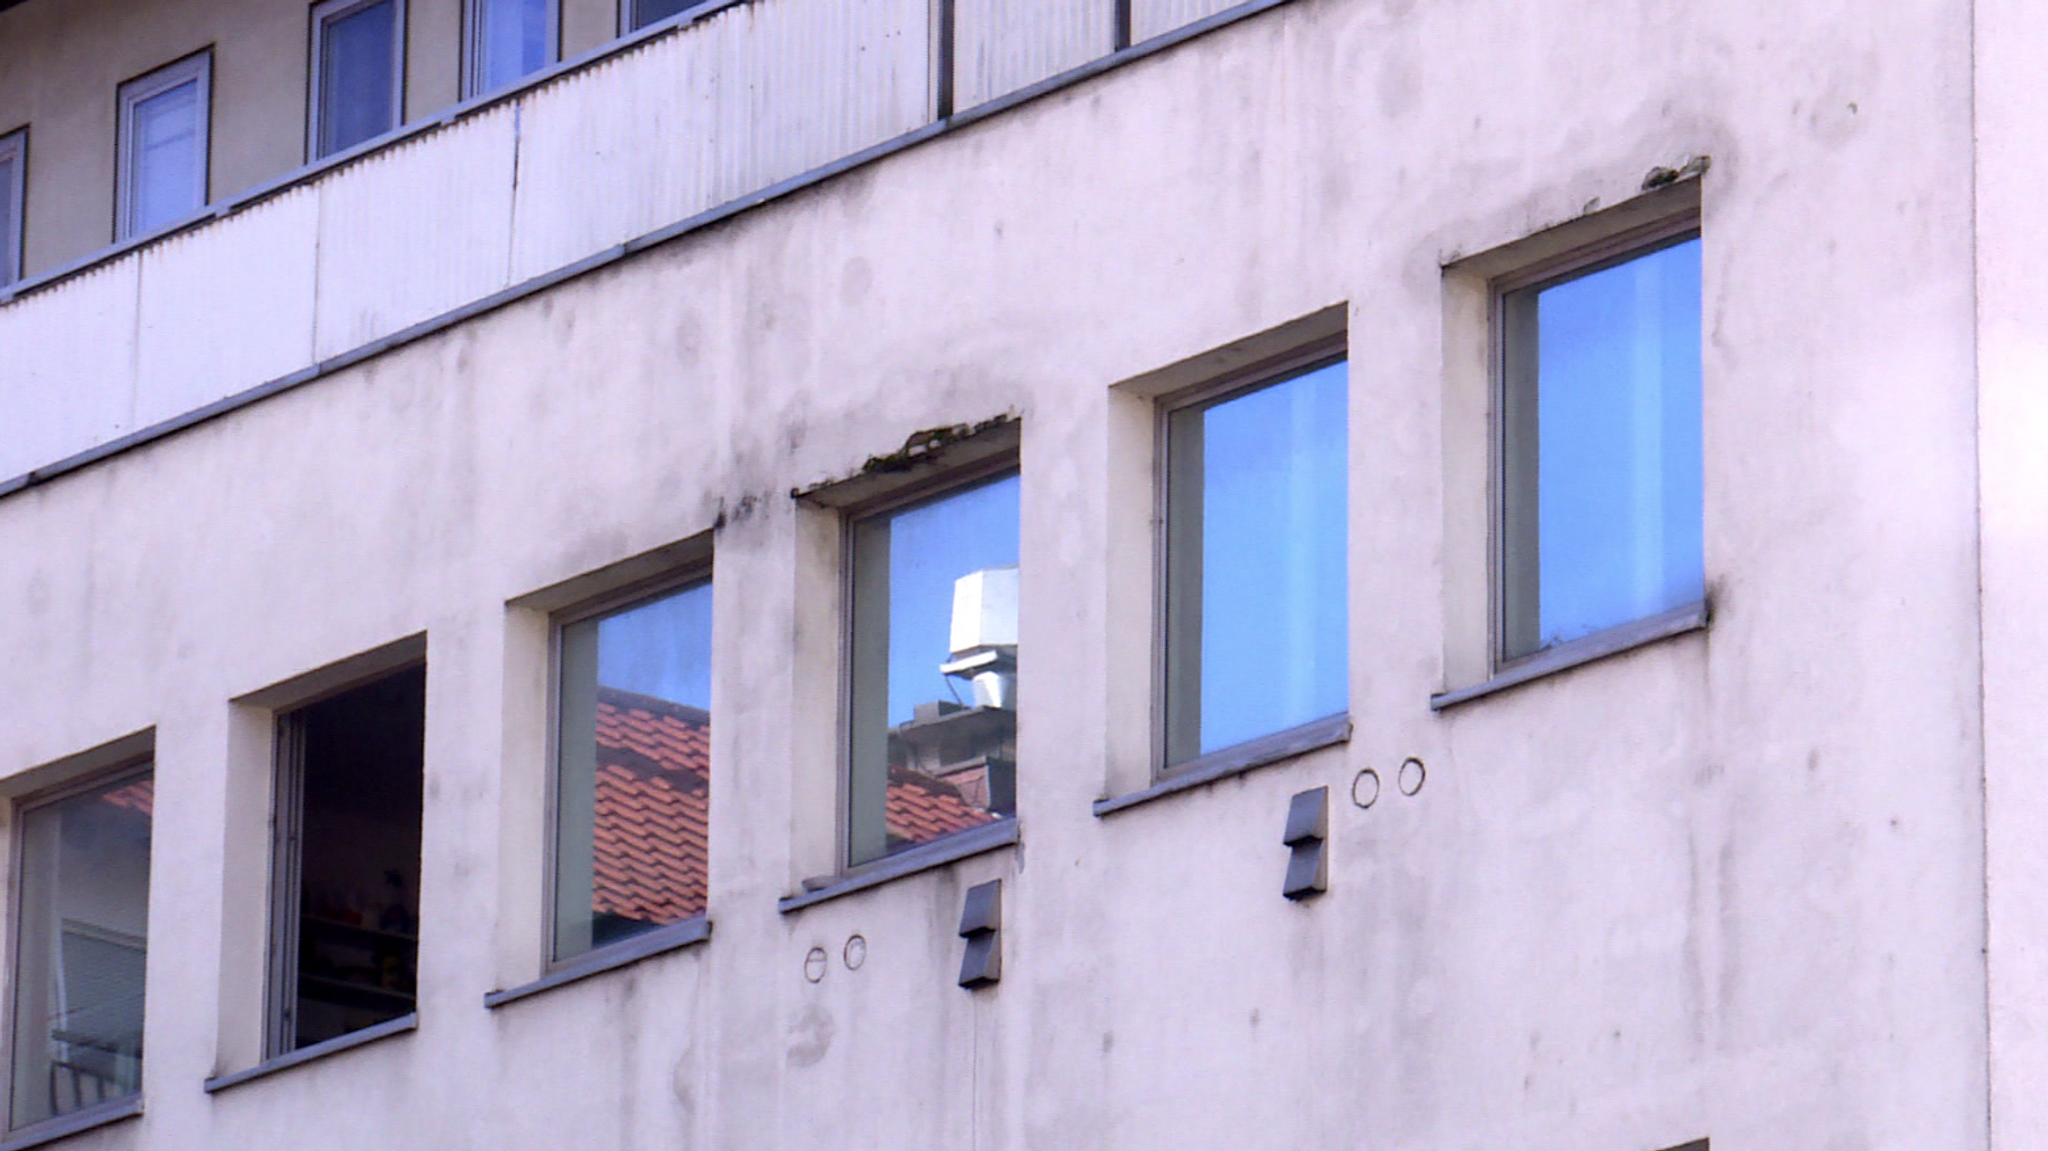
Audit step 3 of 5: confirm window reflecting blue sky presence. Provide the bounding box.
[883,474,1020,726]
[1194,360,1348,755]
[596,580,714,709]
[1535,237,1703,647]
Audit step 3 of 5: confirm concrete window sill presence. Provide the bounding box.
[1429,600,1709,711]
[778,819,1019,913]
[1093,713,1352,818]
[485,917,712,1008]
[203,1013,418,1094]
[0,1097,142,1151]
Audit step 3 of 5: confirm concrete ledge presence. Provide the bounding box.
[0,1097,141,1151]
[1093,714,1352,818]
[1429,600,1710,711]
[485,917,712,1008]
[779,819,1019,913]
[203,1013,418,1093]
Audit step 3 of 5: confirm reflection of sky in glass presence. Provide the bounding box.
[885,474,1020,726]
[595,580,713,709]
[1198,361,1348,754]
[1536,237,1703,647]
[131,80,200,234]
[476,0,549,91]
[1,153,17,282]
[320,0,397,156]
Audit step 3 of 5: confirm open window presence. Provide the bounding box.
[7,758,152,1135]
[268,664,424,1054]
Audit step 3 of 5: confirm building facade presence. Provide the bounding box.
[1,0,2045,1147]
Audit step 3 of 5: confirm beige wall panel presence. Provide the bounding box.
[134,187,319,428]
[408,0,463,119]
[1131,0,1236,44]
[0,0,307,277]
[313,107,518,359]
[559,0,618,58]
[952,0,1109,108]
[0,259,138,479]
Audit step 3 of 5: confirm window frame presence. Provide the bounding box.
[542,563,714,975]
[5,754,154,1136]
[0,127,24,288]
[1152,336,1350,779]
[113,51,211,243]
[307,0,408,163]
[1488,212,1704,674]
[462,0,559,100]
[838,451,1021,874]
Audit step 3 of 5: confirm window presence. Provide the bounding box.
[551,574,711,964]
[115,54,209,241]
[310,0,404,160]
[846,469,1019,867]
[1497,228,1702,663]
[1160,350,1348,768]
[268,665,424,1054]
[465,0,554,97]
[9,762,152,1132]
[0,128,24,287]
[621,0,703,33]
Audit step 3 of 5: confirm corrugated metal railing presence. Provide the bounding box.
[0,0,1253,488]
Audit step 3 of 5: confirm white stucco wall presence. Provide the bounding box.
[0,0,1997,1148]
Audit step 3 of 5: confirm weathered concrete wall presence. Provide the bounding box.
[0,0,1991,1149]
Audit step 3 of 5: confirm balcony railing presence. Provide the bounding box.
[0,0,1274,490]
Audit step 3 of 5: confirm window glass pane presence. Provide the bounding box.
[629,0,691,30]
[1517,236,1703,655]
[0,150,17,286]
[553,579,712,962]
[318,0,398,158]
[475,0,549,92]
[848,473,1019,866]
[128,80,201,235]
[1165,360,1349,762]
[9,771,152,1129]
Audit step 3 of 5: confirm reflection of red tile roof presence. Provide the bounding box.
[101,778,154,816]
[885,768,998,848]
[593,689,709,923]
[590,690,1001,918]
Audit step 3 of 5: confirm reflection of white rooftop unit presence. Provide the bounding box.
[940,566,1018,710]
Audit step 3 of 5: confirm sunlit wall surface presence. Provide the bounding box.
[8,770,152,1131]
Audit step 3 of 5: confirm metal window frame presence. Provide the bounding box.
[1490,213,1702,671]
[542,563,713,972]
[462,0,560,100]
[262,657,426,1059]
[307,0,408,162]
[1152,337,1348,776]
[838,453,1020,872]
[5,755,154,1134]
[113,51,211,242]
[0,128,24,288]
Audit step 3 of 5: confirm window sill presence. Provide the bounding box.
[203,1013,418,1094]
[1092,713,1352,818]
[484,917,712,1009]
[778,818,1019,913]
[1429,600,1710,711]
[0,1097,142,1151]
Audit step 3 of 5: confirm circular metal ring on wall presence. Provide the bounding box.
[803,946,829,983]
[1351,768,1380,809]
[843,935,867,971]
[1398,757,1426,796]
